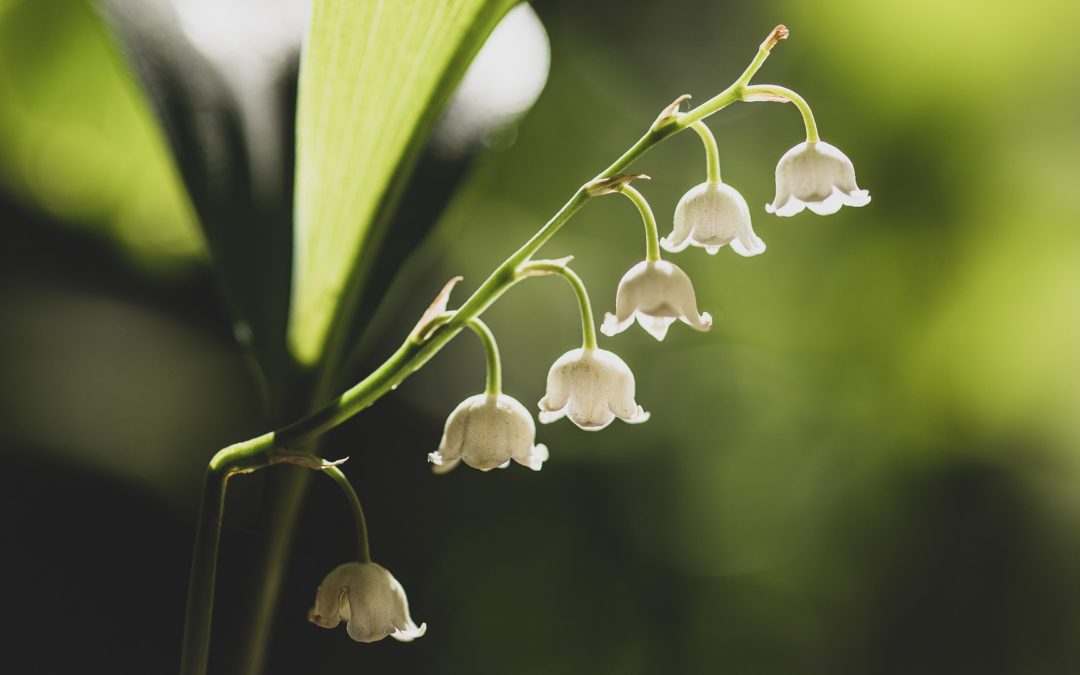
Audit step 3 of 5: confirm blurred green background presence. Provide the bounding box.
[3,0,1080,673]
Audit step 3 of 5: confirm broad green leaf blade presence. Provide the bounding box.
[289,0,518,365]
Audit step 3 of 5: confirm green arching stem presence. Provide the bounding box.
[520,262,597,350]
[465,317,501,396]
[618,185,662,262]
[742,84,820,143]
[676,27,780,130]
[180,442,321,675]
[689,121,722,183]
[182,28,788,675]
[321,465,371,563]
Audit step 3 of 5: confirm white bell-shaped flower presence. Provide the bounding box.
[428,393,549,473]
[308,562,426,643]
[662,181,765,256]
[538,347,649,430]
[766,140,870,216]
[601,260,712,341]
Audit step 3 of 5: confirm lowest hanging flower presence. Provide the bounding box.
[601,260,712,341]
[309,562,426,643]
[428,393,549,473]
[766,140,870,216]
[538,347,649,430]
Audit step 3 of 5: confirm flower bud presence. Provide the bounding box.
[766,140,870,216]
[601,260,712,341]
[539,348,649,430]
[308,562,426,643]
[428,393,549,473]
[663,181,765,256]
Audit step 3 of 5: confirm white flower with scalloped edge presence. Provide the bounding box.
[662,181,765,256]
[538,347,649,430]
[428,393,549,473]
[766,140,870,217]
[601,260,712,341]
[308,562,426,643]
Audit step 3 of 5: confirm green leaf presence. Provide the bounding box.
[289,0,518,366]
[0,0,203,272]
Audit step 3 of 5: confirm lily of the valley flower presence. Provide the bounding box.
[766,140,870,216]
[309,562,426,643]
[601,260,712,341]
[663,181,765,256]
[428,393,549,473]
[538,347,649,430]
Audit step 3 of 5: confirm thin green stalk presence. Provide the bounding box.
[322,465,370,562]
[520,262,597,350]
[689,121,722,183]
[618,185,661,262]
[184,27,787,675]
[464,317,501,396]
[742,84,819,142]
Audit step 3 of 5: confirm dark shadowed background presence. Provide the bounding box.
[3,0,1080,673]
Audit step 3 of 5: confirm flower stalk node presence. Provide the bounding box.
[651,93,692,131]
[409,276,464,342]
[516,256,575,278]
[585,173,650,196]
[271,452,349,471]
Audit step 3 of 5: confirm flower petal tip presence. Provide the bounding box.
[392,622,427,642]
[660,236,688,253]
[537,407,565,425]
[600,312,627,337]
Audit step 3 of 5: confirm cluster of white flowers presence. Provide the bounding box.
[421,136,869,472]
[309,28,870,645]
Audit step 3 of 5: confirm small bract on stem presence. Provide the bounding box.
[181,23,870,675]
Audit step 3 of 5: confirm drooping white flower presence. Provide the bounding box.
[766,140,870,217]
[601,260,712,341]
[662,181,765,256]
[428,393,549,473]
[308,562,426,643]
[538,347,649,430]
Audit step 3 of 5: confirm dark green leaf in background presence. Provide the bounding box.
[94,0,301,408]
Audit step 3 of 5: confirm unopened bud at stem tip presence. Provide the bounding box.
[762,24,789,51]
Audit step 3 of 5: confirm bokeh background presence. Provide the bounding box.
[3,0,1080,673]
